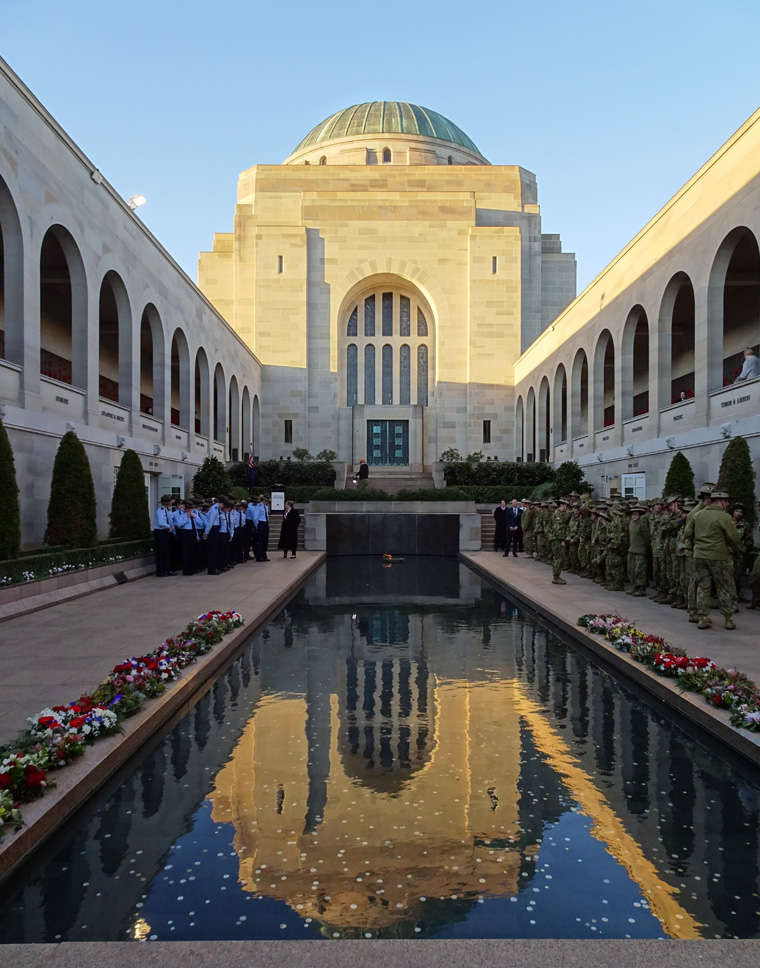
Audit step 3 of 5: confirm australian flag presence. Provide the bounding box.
[247,452,256,490]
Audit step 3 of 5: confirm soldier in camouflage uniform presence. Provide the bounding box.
[683,484,717,623]
[672,499,696,609]
[533,504,547,561]
[692,489,741,629]
[577,504,593,578]
[626,505,650,596]
[731,503,754,604]
[591,506,608,583]
[648,499,665,597]
[655,495,682,604]
[566,504,582,574]
[604,506,628,592]
[549,499,570,585]
[521,501,535,559]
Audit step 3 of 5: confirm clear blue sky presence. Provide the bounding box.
[5,0,760,291]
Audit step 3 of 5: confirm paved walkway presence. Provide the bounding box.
[0,554,325,747]
[462,551,760,684]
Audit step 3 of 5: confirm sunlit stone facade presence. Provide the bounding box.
[199,102,576,471]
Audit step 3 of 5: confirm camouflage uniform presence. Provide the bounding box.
[522,504,535,559]
[534,507,547,561]
[591,511,607,583]
[577,509,593,577]
[626,512,650,596]
[693,499,741,629]
[604,510,628,591]
[733,517,754,599]
[673,510,692,609]
[657,505,682,603]
[566,510,581,574]
[649,508,665,595]
[549,504,570,584]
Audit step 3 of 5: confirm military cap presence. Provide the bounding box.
[664,494,682,505]
[711,489,730,500]
[160,494,173,505]
[732,501,745,511]
[651,497,664,506]
[698,482,717,496]
[596,509,610,521]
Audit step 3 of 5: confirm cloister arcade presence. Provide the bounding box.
[0,184,261,465]
[515,224,760,465]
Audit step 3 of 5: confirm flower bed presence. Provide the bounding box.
[578,613,760,732]
[0,609,243,841]
[0,539,154,587]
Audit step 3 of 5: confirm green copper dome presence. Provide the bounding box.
[294,102,482,155]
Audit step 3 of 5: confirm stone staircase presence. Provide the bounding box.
[478,506,496,550]
[265,514,306,551]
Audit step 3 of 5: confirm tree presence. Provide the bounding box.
[46,430,98,547]
[292,447,312,462]
[663,451,695,500]
[551,460,591,498]
[109,449,150,540]
[718,435,757,529]
[0,417,21,559]
[315,449,337,462]
[192,456,231,497]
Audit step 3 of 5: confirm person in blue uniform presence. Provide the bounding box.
[154,495,176,577]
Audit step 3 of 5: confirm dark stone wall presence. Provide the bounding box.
[325,514,459,556]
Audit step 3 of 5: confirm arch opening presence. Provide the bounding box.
[721,229,760,385]
[39,227,86,387]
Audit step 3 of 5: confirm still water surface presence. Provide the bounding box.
[1,557,759,942]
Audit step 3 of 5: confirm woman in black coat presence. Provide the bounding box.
[278,501,301,558]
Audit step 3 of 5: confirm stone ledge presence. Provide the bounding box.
[462,554,760,770]
[0,556,155,622]
[0,553,326,887]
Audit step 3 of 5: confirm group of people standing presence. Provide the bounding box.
[153,494,301,577]
[495,485,759,631]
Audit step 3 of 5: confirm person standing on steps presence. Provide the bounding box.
[278,500,301,559]
[356,458,370,489]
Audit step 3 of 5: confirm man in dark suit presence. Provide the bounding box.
[503,499,523,558]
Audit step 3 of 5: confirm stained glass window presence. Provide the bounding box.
[382,344,393,404]
[417,308,428,336]
[400,295,410,336]
[382,292,393,336]
[400,344,410,405]
[347,344,358,406]
[364,295,375,337]
[347,306,358,337]
[364,344,375,404]
[417,345,428,406]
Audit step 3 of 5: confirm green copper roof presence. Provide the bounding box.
[294,102,482,154]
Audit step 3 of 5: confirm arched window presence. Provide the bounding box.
[364,344,375,404]
[400,344,411,404]
[341,285,433,408]
[319,156,327,165]
[382,344,393,404]
[382,148,391,164]
[447,156,453,165]
[347,344,358,406]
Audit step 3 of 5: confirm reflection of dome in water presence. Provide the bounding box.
[338,653,437,793]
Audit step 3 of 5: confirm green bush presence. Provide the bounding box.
[394,487,472,501]
[663,451,695,501]
[551,460,592,498]
[109,449,150,540]
[530,481,555,502]
[0,538,153,586]
[46,431,98,547]
[229,485,251,502]
[0,417,20,559]
[443,460,554,488]
[229,458,336,490]
[718,435,757,528]
[193,456,231,497]
[310,487,390,501]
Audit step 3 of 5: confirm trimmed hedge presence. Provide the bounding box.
[443,460,555,487]
[230,459,336,490]
[394,487,472,501]
[110,449,151,540]
[46,431,97,547]
[0,417,20,559]
[310,487,390,501]
[0,539,154,586]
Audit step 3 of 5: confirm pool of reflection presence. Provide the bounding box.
[2,557,760,942]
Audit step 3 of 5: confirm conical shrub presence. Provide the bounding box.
[0,417,21,559]
[718,435,757,529]
[663,451,695,500]
[46,430,98,547]
[109,449,150,540]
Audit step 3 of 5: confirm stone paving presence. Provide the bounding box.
[0,554,324,747]
[462,551,760,685]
